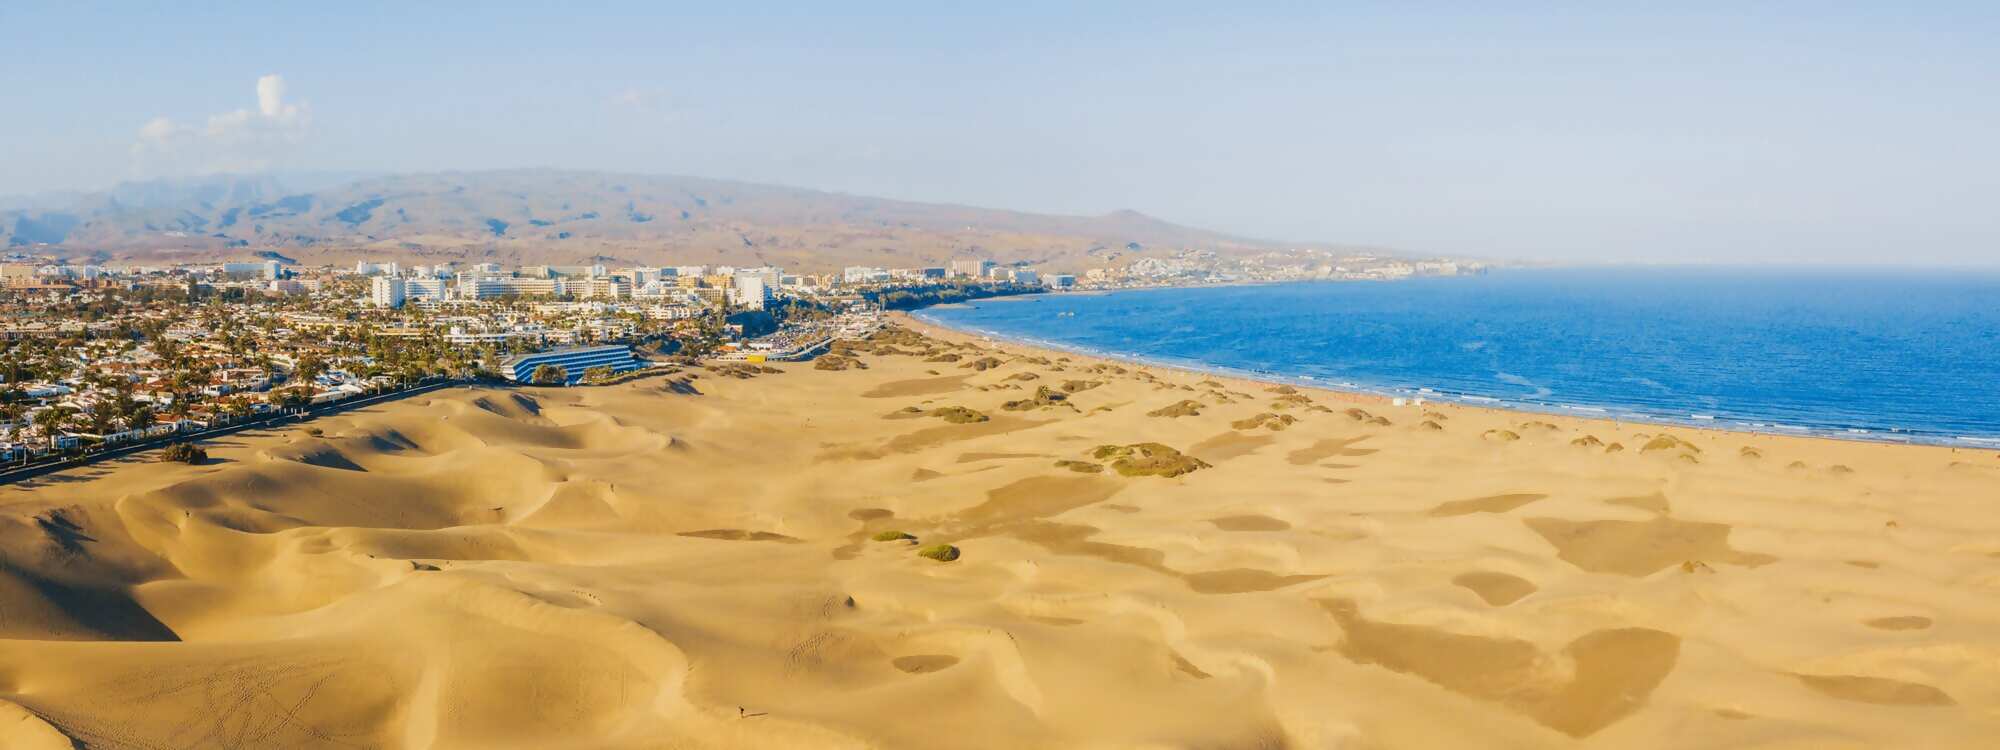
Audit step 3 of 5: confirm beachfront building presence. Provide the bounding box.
[1047,274,1076,289]
[499,345,642,385]
[951,259,994,278]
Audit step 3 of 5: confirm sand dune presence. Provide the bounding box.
[2,320,1997,748]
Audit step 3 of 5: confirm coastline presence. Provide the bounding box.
[6,318,1998,746]
[896,311,1988,459]
[901,290,1999,450]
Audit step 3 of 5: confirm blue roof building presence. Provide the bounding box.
[499,345,641,385]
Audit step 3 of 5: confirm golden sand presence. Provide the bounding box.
[1,320,1996,748]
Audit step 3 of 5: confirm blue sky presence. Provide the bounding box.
[2,2,1996,265]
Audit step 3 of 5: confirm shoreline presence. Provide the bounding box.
[7,316,1999,746]
[895,311,1989,457]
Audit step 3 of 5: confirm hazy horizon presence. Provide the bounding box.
[3,3,1996,265]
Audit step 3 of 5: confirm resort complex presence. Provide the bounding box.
[500,345,644,385]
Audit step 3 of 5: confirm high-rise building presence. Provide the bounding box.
[732,273,769,310]
[562,278,630,299]
[458,277,558,299]
[951,259,994,278]
[371,277,407,308]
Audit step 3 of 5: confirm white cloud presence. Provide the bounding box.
[131,74,311,178]
[256,74,289,118]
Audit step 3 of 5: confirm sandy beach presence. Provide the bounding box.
[3,322,1997,749]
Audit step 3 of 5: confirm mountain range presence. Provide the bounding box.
[1,170,1366,271]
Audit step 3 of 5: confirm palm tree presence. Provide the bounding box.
[529,364,568,386]
[33,405,74,452]
[294,353,327,385]
[86,405,115,437]
[0,401,25,445]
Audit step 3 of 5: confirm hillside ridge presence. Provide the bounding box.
[2,169,1373,271]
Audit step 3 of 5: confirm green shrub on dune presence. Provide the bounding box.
[1059,380,1103,393]
[1090,443,1211,478]
[872,530,916,542]
[160,442,208,464]
[928,406,990,424]
[1003,385,1072,411]
[1231,412,1298,431]
[1642,434,1701,454]
[1147,400,1204,418]
[919,544,961,562]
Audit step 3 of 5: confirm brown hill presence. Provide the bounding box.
[3,169,1328,271]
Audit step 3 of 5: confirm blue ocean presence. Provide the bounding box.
[916,268,2000,446]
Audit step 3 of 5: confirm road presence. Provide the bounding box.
[0,380,460,487]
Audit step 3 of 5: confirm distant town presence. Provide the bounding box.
[0,247,1481,468]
